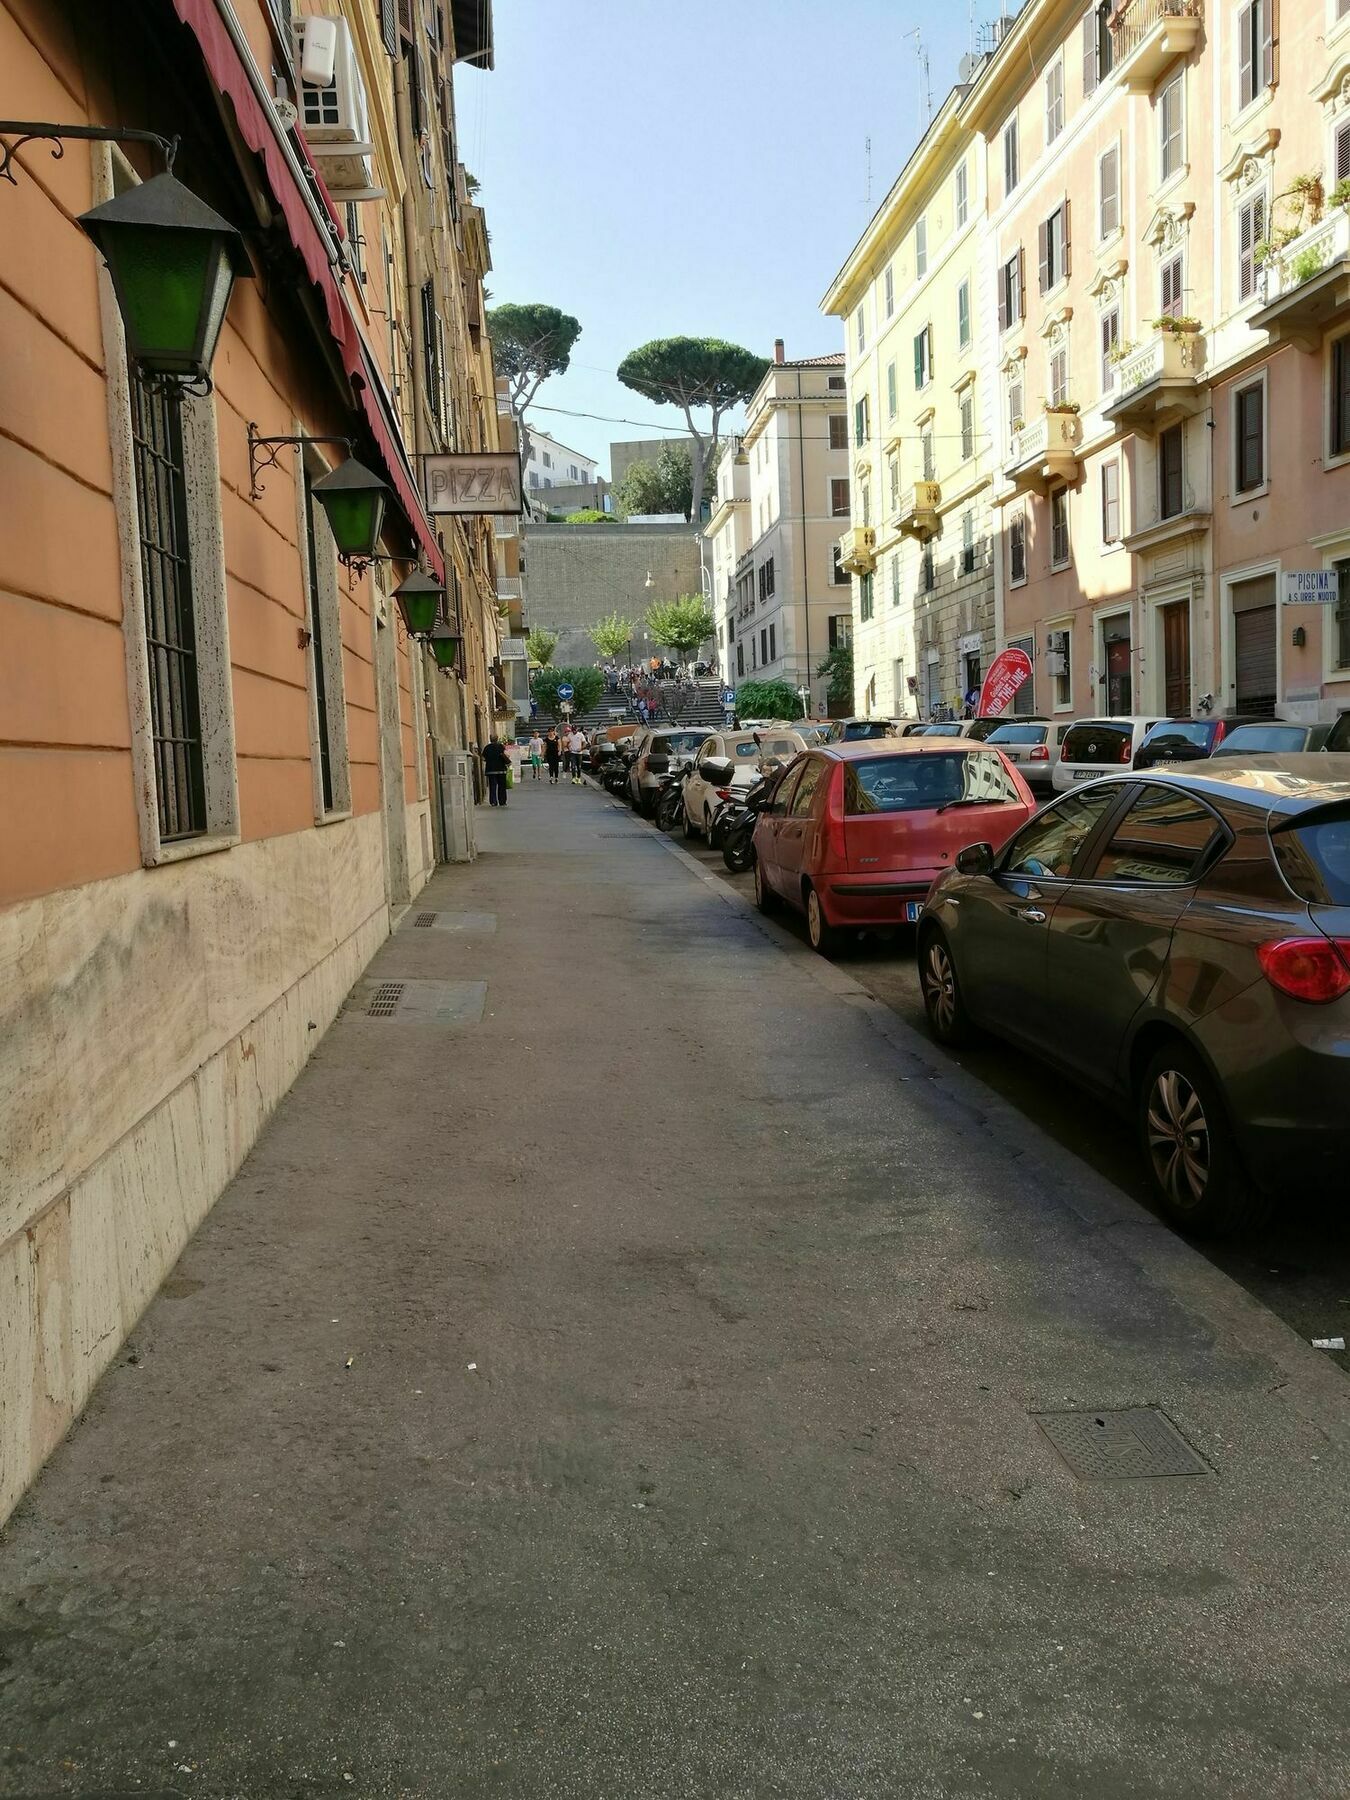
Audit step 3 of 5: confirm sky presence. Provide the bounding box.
[457,0,997,479]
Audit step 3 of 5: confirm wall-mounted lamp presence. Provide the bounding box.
[1292,625,1308,649]
[311,457,391,576]
[247,425,353,501]
[429,622,463,673]
[393,570,444,639]
[1,122,253,392]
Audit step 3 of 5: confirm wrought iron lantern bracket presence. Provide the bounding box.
[0,120,179,185]
[247,425,354,501]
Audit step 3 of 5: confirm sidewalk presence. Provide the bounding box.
[2,777,1348,1799]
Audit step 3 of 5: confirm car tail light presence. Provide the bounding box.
[715,786,732,800]
[1257,937,1350,1003]
[1030,745,1049,761]
[1212,721,1228,745]
[1120,738,1133,763]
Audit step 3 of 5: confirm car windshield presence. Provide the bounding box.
[1061,722,1132,763]
[964,718,1010,741]
[985,724,1046,745]
[840,721,894,740]
[1215,725,1310,753]
[1272,804,1350,904]
[843,752,1017,813]
[657,733,704,754]
[1142,722,1213,750]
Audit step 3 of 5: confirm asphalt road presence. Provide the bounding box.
[661,804,1350,1375]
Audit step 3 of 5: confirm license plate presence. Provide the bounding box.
[904,900,923,923]
[1073,768,1097,780]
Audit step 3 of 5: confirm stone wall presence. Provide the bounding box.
[524,523,706,667]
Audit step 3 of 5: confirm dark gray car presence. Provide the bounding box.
[916,757,1350,1233]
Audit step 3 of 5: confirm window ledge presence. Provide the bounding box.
[147,831,239,868]
[316,808,354,828]
[1231,483,1270,505]
[1151,165,1191,206]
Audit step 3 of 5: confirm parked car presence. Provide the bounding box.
[983,720,1073,794]
[626,727,707,815]
[751,741,1035,953]
[964,714,1049,742]
[1051,715,1166,792]
[681,728,809,838]
[1329,711,1350,752]
[916,756,1350,1232]
[1212,721,1334,756]
[825,717,904,742]
[1133,717,1264,770]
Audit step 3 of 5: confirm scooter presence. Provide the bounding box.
[653,765,692,833]
[719,766,782,873]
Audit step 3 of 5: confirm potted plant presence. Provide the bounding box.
[1332,177,1350,212]
[1149,314,1202,334]
[1044,400,1081,414]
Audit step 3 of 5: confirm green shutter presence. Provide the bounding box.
[913,334,923,387]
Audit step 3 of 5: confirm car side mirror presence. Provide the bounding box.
[956,841,995,876]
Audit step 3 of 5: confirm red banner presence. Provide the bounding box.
[977,647,1034,717]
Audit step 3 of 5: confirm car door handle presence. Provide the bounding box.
[1018,907,1047,923]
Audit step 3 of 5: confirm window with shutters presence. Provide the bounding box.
[1050,488,1070,568]
[1238,190,1266,302]
[886,359,898,419]
[1083,1,1113,93]
[420,283,446,441]
[379,0,399,54]
[890,551,902,607]
[921,424,935,480]
[1003,117,1020,196]
[1049,341,1069,408]
[856,304,866,353]
[960,387,975,462]
[884,264,895,317]
[1101,457,1121,542]
[1046,59,1065,144]
[301,463,351,818]
[1101,306,1120,392]
[1009,510,1027,585]
[1099,144,1120,238]
[915,215,928,280]
[958,279,971,349]
[914,325,933,389]
[854,395,869,448]
[829,413,848,450]
[1008,375,1025,441]
[1330,334,1350,458]
[1083,7,1098,96]
[961,510,976,575]
[955,162,969,229]
[1039,202,1070,292]
[920,543,935,593]
[832,545,851,584]
[345,203,366,285]
[1159,423,1185,518]
[860,481,872,526]
[1159,77,1184,182]
[1334,119,1350,198]
[1234,378,1266,493]
[860,572,874,622]
[1160,252,1184,317]
[1238,0,1276,110]
[888,452,900,515]
[999,250,1024,331]
[831,476,851,517]
[1334,560,1350,669]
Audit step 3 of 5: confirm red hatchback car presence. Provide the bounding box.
[751,740,1036,952]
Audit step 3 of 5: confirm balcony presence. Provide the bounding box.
[1109,0,1202,92]
[837,525,878,576]
[896,481,942,541]
[1251,208,1350,351]
[1004,408,1082,496]
[1104,327,1208,436]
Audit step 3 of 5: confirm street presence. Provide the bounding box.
[3,779,1349,1800]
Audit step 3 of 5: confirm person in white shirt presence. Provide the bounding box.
[527,732,544,779]
[566,728,586,785]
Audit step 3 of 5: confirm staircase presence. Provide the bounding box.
[524,680,729,734]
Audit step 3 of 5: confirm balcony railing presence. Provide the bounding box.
[1109,0,1202,90]
[1005,408,1082,495]
[496,575,523,600]
[1254,209,1350,346]
[897,481,942,541]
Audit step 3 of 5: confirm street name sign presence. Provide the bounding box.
[1281,570,1339,605]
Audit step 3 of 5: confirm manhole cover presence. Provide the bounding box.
[360,979,486,1023]
[1033,1407,1208,1480]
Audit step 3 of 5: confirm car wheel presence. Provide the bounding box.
[682,808,696,839]
[723,831,754,875]
[805,885,840,956]
[1137,1042,1268,1235]
[753,856,776,913]
[918,926,975,1047]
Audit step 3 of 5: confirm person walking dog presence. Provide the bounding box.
[482,736,509,807]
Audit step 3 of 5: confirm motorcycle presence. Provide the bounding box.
[603,747,635,797]
[653,765,692,833]
[719,765,783,874]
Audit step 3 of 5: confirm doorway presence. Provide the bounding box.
[1103,615,1132,713]
[1231,575,1277,716]
[1160,601,1190,717]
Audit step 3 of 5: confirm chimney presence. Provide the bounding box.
[773,338,785,364]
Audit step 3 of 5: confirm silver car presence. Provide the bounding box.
[626,727,706,815]
[983,720,1072,793]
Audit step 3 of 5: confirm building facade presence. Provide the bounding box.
[0,0,504,1522]
[704,343,854,708]
[522,521,705,669]
[824,91,999,721]
[523,428,598,496]
[823,0,1350,729]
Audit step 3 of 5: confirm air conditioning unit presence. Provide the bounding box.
[291,16,385,201]
[1045,650,1067,677]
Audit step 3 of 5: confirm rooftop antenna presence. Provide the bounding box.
[905,29,933,129]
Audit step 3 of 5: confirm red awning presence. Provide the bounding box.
[170,0,443,578]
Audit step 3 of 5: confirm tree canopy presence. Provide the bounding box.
[616,337,769,526]
[525,628,557,667]
[616,441,696,520]
[644,595,716,658]
[487,302,581,464]
[816,642,854,714]
[589,612,636,658]
[531,664,604,717]
[731,679,803,721]
[563,509,615,525]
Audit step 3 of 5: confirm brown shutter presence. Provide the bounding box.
[1262,0,1277,90]
[1239,0,1255,106]
[1038,219,1050,292]
[1017,247,1025,320]
[380,0,399,53]
[1061,200,1071,278]
[1337,120,1350,183]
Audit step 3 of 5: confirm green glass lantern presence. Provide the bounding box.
[77,172,252,382]
[394,571,444,639]
[311,457,390,564]
[429,622,462,671]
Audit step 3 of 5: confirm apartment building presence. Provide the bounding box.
[823,86,998,720]
[0,0,502,1522]
[704,342,853,706]
[523,428,598,494]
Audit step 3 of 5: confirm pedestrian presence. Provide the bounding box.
[527,730,544,779]
[567,724,586,784]
[544,728,562,785]
[482,736,509,807]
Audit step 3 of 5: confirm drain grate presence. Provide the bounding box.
[359,978,487,1023]
[1033,1407,1209,1480]
[399,910,497,934]
[413,913,437,927]
[367,981,405,1017]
